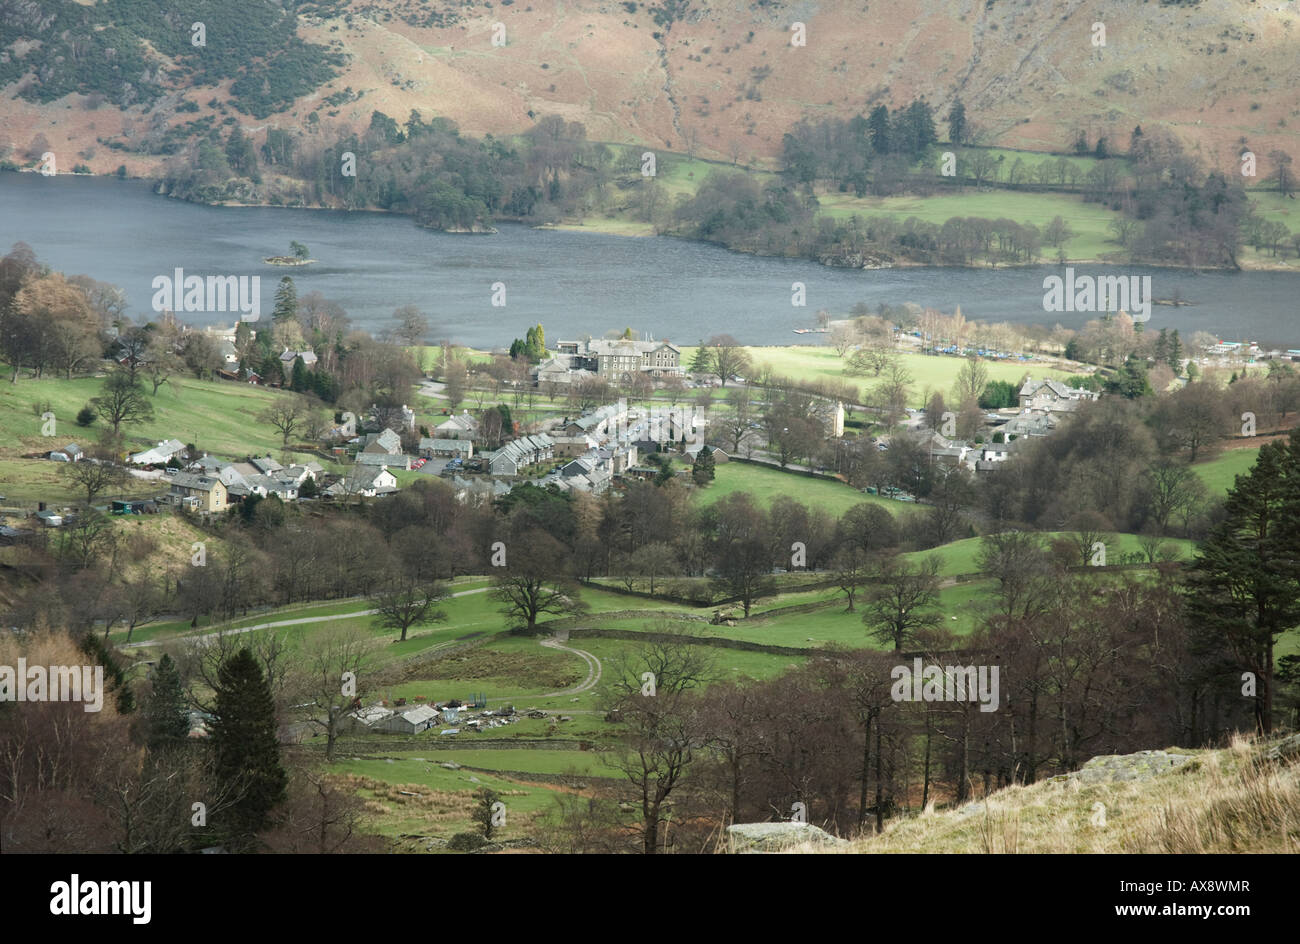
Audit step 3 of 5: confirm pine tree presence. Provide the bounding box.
[79,633,134,713]
[290,356,308,392]
[1154,328,1169,365]
[1166,330,1184,373]
[947,100,966,145]
[692,445,716,485]
[522,324,546,361]
[689,341,713,373]
[1106,352,1152,399]
[143,654,190,752]
[272,276,297,323]
[1186,439,1300,734]
[905,100,937,155]
[209,649,287,848]
[867,105,891,154]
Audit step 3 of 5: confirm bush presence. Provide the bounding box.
[76,405,96,427]
[447,832,488,852]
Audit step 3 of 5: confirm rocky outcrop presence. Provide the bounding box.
[1059,750,1197,785]
[1265,733,1300,764]
[727,822,848,853]
[817,250,895,269]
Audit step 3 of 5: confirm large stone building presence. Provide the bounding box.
[540,338,682,384]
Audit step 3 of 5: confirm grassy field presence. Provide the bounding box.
[1192,445,1262,496]
[679,345,1082,406]
[0,375,345,503]
[816,189,1122,262]
[328,757,571,841]
[902,532,1196,577]
[697,461,909,518]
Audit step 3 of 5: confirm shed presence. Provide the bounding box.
[380,705,440,734]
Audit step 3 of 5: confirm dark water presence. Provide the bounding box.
[3,172,1299,348]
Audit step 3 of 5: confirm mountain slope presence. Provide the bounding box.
[2,0,1298,177]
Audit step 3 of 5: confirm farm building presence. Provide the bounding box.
[130,439,187,465]
[380,705,440,734]
[345,705,394,733]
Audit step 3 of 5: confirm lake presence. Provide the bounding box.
[3,172,1299,348]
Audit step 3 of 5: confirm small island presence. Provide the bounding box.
[264,240,315,266]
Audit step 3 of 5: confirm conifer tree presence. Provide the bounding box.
[1166,330,1184,373]
[692,445,716,486]
[290,355,308,392]
[689,341,713,373]
[272,276,297,323]
[143,653,190,752]
[209,648,287,847]
[1186,439,1300,734]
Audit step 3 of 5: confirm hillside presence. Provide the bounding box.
[780,735,1300,853]
[3,0,1298,177]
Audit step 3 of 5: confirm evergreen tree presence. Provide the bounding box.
[255,324,274,358]
[79,632,134,713]
[1106,352,1152,398]
[947,100,966,145]
[904,100,938,155]
[1166,330,1184,372]
[272,276,297,323]
[143,653,190,753]
[689,341,714,373]
[692,445,716,486]
[867,105,892,154]
[522,323,546,361]
[259,351,283,384]
[1186,438,1300,734]
[225,126,258,178]
[1154,328,1170,366]
[290,356,308,392]
[209,648,287,848]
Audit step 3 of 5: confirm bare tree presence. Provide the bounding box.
[259,395,308,448]
[369,574,446,642]
[604,628,716,853]
[295,625,377,761]
[491,529,587,630]
[63,451,127,506]
[707,335,751,387]
[861,555,943,652]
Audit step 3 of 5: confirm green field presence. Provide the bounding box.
[816,188,1121,261]
[697,460,907,517]
[330,755,574,840]
[0,375,346,503]
[679,345,1081,406]
[1192,445,1262,496]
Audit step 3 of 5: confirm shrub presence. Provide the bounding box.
[76,405,97,427]
[447,831,487,852]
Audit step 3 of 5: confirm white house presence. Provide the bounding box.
[325,465,398,498]
[130,439,186,466]
[48,443,84,463]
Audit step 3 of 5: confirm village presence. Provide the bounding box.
[7,310,1289,539]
